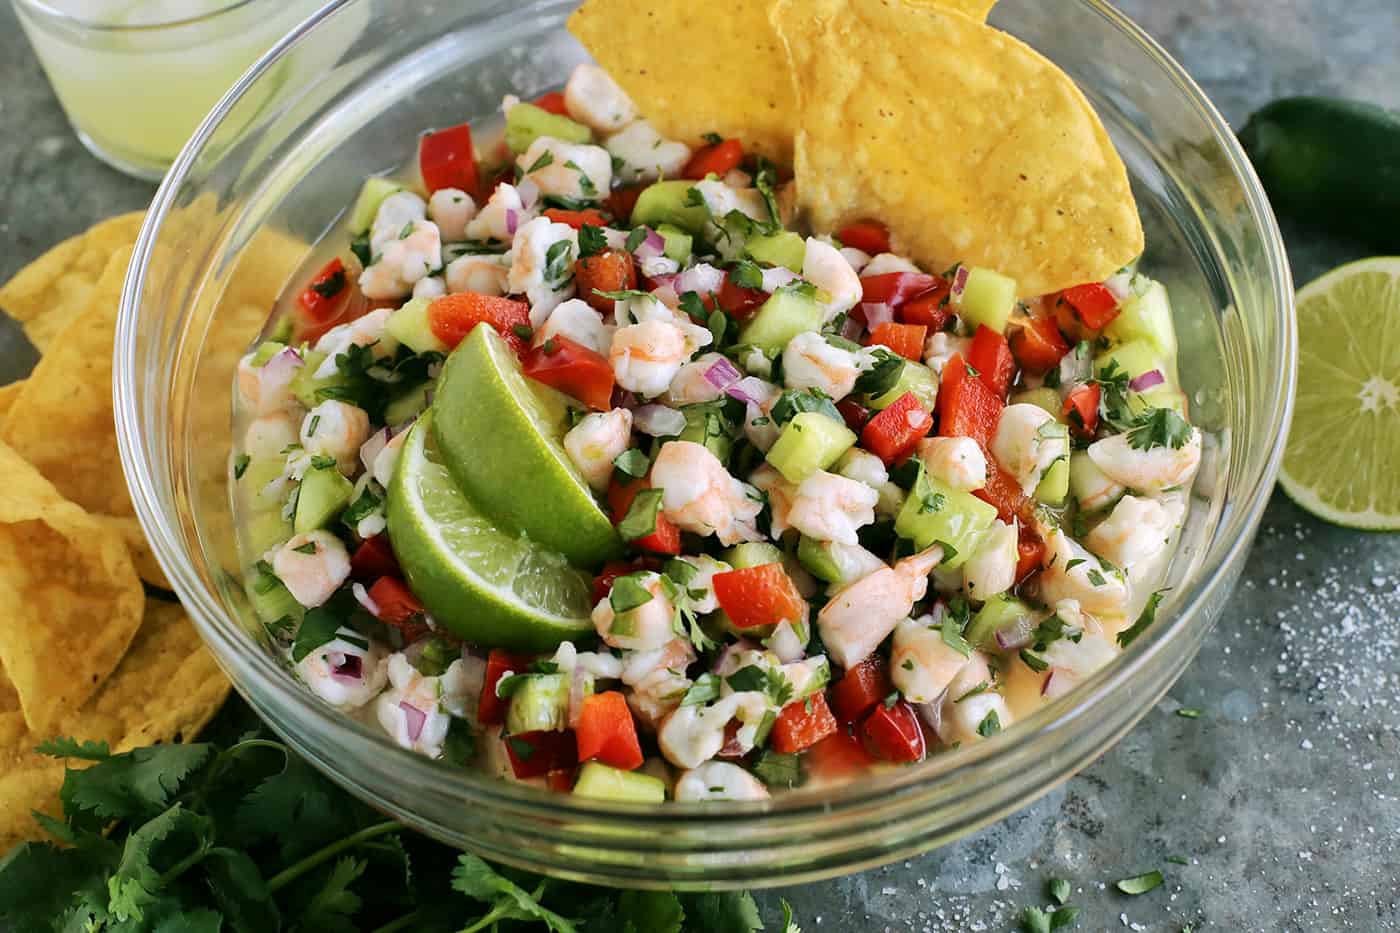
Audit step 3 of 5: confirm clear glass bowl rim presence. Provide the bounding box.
[114,0,1296,860]
[14,0,259,33]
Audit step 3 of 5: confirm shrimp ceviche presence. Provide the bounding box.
[231,13,1202,804]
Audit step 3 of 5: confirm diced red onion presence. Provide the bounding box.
[839,247,871,274]
[260,346,304,383]
[914,694,945,734]
[640,254,680,279]
[632,226,665,260]
[1041,669,1076,700]
[1129,369,1165,392]
[768,621,806,663]
[647,284,680,309]
[676,262,726,296]
[567,666,589,728]
[632,404,687,436]
[613,389,639,410]
[859,301,894,329]
[330,652,363,682]
[723,168,753,188]
[351,582,381,618]
[839,314,864,342]
[1103,272,1133,302]
[358,427,392,475]
[602,227,630,251]
[399,701,427,742]
[949,265,971,304]
[1057,346,1093,394]
[726,375,768,407]
[515,177,540,210]
[505,209,519,236]
[761,267,800,292]
[703,356,744,391]
[648,271,679,291]
[995,626,1031,651]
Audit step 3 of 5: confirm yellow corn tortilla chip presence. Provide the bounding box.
[0,440,144,735]
[95,514,172,592]
[567,0,996,162]
[0,380,21,419]
[770,0,1143,297]
[0,598,228,850]
[0,213,144,352]
[2,247,133,520]
[906,0,995,18]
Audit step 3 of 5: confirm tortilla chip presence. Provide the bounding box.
[0,213,144,351]
[2,247,134,520]
[0,380,21,419]
[0,441,144,735]
[906,0,996,18]
[0,599,228,850]
[95,514,172,591]
[770,0,1143,297]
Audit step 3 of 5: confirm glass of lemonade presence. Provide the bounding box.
[13,0,355,180]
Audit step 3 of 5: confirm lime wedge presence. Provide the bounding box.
[1279,257,1400,530]
[431,325,622,566]
[387,414,594,651]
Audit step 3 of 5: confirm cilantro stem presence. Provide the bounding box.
[266,819,401,893]
[156,845,212,889]
[459,880,549,933]
[370,912,421,933]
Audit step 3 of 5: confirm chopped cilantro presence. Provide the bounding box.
[617,488,665,543]
[770,388,843,427]
[1176,707,1202,719]
[525,150,554,173]
[1118,588,1168,647]
[608,572,655,613]
[681,672,721,707]
[1048,878,1071,905]
[233,454,250,480]
[1114,869,1164,895]
[578,223,607,257]
[749,750,805,789]
[729,258,764,290]
[624,226,648,252]
[852,348,906,397]
[976,709,1002,737]
[612,448,651,479]
[543,239,573,288]
[1127,407,1193,451]
[679,290,709,323]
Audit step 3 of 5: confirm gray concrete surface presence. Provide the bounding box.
[1,1,1397,929]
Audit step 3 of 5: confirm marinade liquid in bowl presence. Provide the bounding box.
[117,0,1293,887]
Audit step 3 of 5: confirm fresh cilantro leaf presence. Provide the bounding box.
[349,232,371,267]
[781,898,803,933]
[1093,360,1135,430]
[677,892,763,933]
[36,737,111,760]
[0,842,113,931]
[442,718,476,766]
[753,156,783,227]
[616,890,685,933]
[291,605,344,663]
[231,751,344,860]
[770,388,842,427]
[708,309,731,349]
[1086,567,1107,587]
[681,673,722,707]
[625,227,648,253]
[578,224,608,258]
[729,259,764,290]
[941,598,972,657]
[749,750,804,790]
[60,744,213,825]
[544,240,574,288]
[153,907,224,933]
[292,540,319,555]
[1050,906,1081,929]
[613,448,650,479]
[1115,869,1164,895]
[662,557,700,587]
[618,489,665,543]
[204,847,280,932]
[294,856,365,933]
[341,486,382,527]
[609,573,655,613]
[725,665,793,707]
[452,854,578,932]
[593,287,652,302]
[1126,407,1192,451]
[1022,906,1052,933]
[702,132,724,145]
[107,805,212,923]
[853,348,906,397]
[569,163,598,197]
[526,150,554,173]
[233,454,250,480]
[1019,649,1049,673]
[975,709,1002,737]
[678,290,708,323]
[1048,877,1071,905]
[1118,589,1168,647]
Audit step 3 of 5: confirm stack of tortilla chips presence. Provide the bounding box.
[0,215,231,851]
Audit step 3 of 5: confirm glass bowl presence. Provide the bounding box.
[115,0,1294,888]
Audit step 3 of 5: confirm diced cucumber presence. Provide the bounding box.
[963,594,1038,651]
[294,467,354,534]
[1068,450,1125,513]
[631,180,710,235]
[246,568,304,627]
[1034,456,1070,507]
[250,340,287,367]
[745,231,806,272]
[386,297,448,354]
[268,316,294,345]
[957,267,1017,333]
[656,224,694,263]
[796,535,844,583]
[739,286,827,353]
[384,382,432,428]
[240,457,291,511]
[504,102,592,155]
[677,401,734,464]
[348,177,404,236]
[290,350,364,410]
[1094,339,1186,417]
[765,412,857,484]
[1009,386,1062,418]
[505,673,584,735]
[894,466,997,568]
[788,655,831,698]
[573,761,666,802]
[721,541,785,569]
[1104,279,1178,365]
[868,361,938,412]
[243,510,294,560]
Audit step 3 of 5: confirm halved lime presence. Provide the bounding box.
[1279,257,1400,530]
[387,414,594,651]
[431,326,622,566]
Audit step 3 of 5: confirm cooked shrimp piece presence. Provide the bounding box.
[465,182,532,243]
[890,616,972,704]
[802,237,863,321]
[445,254,509,296]
[412,276,447,300]
[370,429,408,487]
[818,547,942,668]
[658,691,769,769]
[787,471,879,545]
[369,190,427,255]
[651,440,764,545]
[924,331,973,376]
[668,554,732,614]
[1040,623,1119,700]
[664,352,730,406]
[740,379,782,452]
[273,530,351,608]
[564,63,638,132]
[1085,494,1180,571]
[359,220,442,301]
[300,400,371,475]
[237,350,301,417]
[1072,452,1126,513]
[313,307,398,378]
[534,298,613,356]
[944,689,1012,743]
[839,246,872,273]
[243,412,299,461]
[991,403,1071,496]
[621,637,696,728]
[375,654,472,758]
[508,216,578,324]
[782,331,870,401]
[1034,524,1130,616]
[516,136,612,203]
[610,320,693,396]
[917,436,987,492]
[861,252,921,276]
[748,463,796,538]
[296,629,388,710]
[675,761,771,802]
[834,448,888,489]
[590,572,677,652]
[427,187,477,242]
[1087,427,1202,497]
[962,520,1018,601]
[606,121,691,184]
[564,409,633,492]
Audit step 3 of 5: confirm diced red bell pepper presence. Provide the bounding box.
[1062,382,1101,437]
[717,271,769,319]
[419,123,479,196]
[711,563,807,630]
[576,248,638,314]
[533,91,569,116]
[865,322,927,361]
[1009,316,1071,375]
[973,461,1029,525]
[967,325,1016,399]
[297,258,350,324]
[543,208,610,230]
[522,335,615,412]
[836,397,871,433]
[546,768,576,793]
[1015,526,1045,582]
[937,353,1003,448]
[836,220,892,255]
[606,475,682,555]
[366,576,425,628]
[1060,282,1121,329]
[682,138,744,180]
[830,657,892,724]
[427,293,531,354]
[575,691,644,770]
[504,730,577,780]
[860,272,941,308]
[350,534,400,581]
[861,391,933,465]
[604,184,645,223]
[862,700,926,763]
[479,649,534,727]
[807,727,875,777]
[899,281,952,330]
[770,691,838,754]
